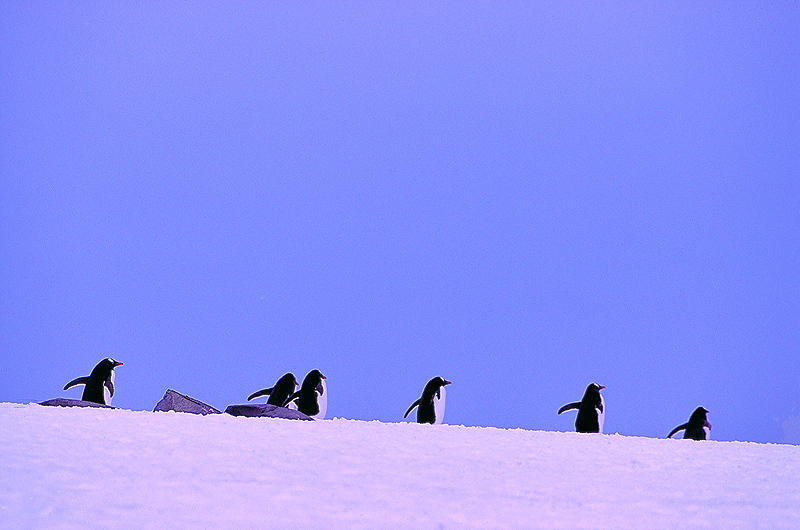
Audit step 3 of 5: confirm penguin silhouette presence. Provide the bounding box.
[558,383,605,433]
[63,358,123,405]
[668,407,711,440]
[283,370,327,419]
[247,373,298,406]
[404,376,451,424]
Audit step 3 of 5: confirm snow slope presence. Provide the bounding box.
[1,403,798,530]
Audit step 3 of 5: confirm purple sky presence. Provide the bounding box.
[1,2,798,443]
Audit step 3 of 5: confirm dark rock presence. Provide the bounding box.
[39,398,113,409]
[224,403,314,420]
[153,389,221,415]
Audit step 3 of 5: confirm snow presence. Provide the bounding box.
[1,403,799,529]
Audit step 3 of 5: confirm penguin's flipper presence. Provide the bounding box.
[63,376,90,391]
[668,423,689,438]
[105,378,115,398]
[558,402,581,414]
[247,387,273,401]
[282,391,300,408]
[316,381,325,395]
[404,398,422,419]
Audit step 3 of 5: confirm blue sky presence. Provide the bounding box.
[1,2,798,443]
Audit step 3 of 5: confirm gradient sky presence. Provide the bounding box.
[1,2,798,443]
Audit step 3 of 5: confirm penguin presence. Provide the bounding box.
[247,373,298,406]
[283,369,327,419]
[63,358,123,406]
[558,383,605,433]
[404,376,451,425]
[668,407,711,440]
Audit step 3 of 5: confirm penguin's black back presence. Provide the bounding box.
[408,376,449,424]
[416,395,436,424]
[295,391,319,416]
[247,373,297,406]
[288,370,325,416]
[558,383,604,433]
[578,385,601,432]
[683,407,710,440]
[575,404,600,433]
[267,373,297,406]
[81,359,119,405]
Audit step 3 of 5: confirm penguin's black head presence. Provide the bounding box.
[689,407,711,429]
[278,373,298,387]
[585,383,604,395]
[690,407,710,427]
[425,377,451,392]
[92,358,122,375]
[301,369,325,390]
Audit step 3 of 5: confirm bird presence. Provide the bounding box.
[63,358,123,406]
[247,373,298,406]
[283,369,327,419]
[558,383,605,433]
[668,407,711,440]
[404,376,451,424]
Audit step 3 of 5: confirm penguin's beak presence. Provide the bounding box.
[598,385,605,390]
[444,380,452,386]
[114,361,123,367]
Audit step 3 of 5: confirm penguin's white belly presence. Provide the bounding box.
[703,425,711,440]
[314,378,327,420]
[433,385,446,425]
[596,394,605,434]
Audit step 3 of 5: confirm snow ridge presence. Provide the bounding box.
[1,403,798,529]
